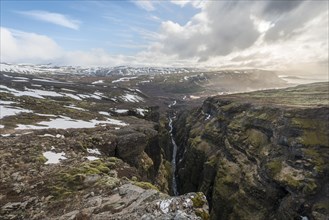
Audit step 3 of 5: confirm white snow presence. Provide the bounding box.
[15,115,128,130]
[87,148,101,155]
[0,105,33,119]
[12,79,29,82]
[0,85,63,99]
[0,125,4,129]
[65,105,87,111]
[190,95,200,99]
[43,134,55,137]
[92,80,104,84]
[63,93,82,100]
[94,91,105,97]
[86,156,99,161]
[168,100,177,108]
[60,88,76,92]
[139,80,151,83]
[56,134,65,138]
[120,94,144,102]
[43,151,67,164]
[99,111,111,116]
[136,108,148,116]
[32,78,69,84]
[112,76,137,83]
[0,100,16,105]
[77,94,102,100]
[113,109,129,114]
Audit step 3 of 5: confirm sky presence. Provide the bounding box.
[0,0,328,73]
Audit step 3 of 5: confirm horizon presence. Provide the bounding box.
[0,0,328,75]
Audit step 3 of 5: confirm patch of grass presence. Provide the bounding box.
[132,181,159,191]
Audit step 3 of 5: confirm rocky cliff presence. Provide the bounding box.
[0,119,209,219]
[173,82,329,219]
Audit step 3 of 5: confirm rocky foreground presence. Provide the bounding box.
[0,123,209,219]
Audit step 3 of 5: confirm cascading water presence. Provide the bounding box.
[168,100,178,196]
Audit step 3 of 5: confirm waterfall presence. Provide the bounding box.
[168,100,178,196]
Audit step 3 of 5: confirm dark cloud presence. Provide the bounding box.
[262,0,304,16]
[263,1,328,41]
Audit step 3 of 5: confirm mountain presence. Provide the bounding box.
[0,63,202,76]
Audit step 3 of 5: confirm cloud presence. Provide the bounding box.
[17,10,80,30]
[133,0,155,11]
[148,0,328,70]
[170,0,204,8]
[0,27,116,66]
[0,27,62,63]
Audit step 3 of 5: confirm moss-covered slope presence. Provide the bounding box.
[174,82,329,219]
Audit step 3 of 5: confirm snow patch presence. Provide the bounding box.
[112,76,137,83]
[121,94,144,102]
[65,105,87,111]
[87,148,101,155]
[0,105,33,119]
[99,111,111,116]
[86,156,99,161]
[136,108,148,116]
[92,80,104,84]
[43,151,67,164]
[15,115,128,130]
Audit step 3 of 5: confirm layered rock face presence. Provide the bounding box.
[174,83,329,219]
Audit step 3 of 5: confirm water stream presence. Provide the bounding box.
[168,100,178,196]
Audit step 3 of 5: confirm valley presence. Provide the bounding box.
[0,66,328,220]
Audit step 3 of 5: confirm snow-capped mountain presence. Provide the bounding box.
[0,63,203,76]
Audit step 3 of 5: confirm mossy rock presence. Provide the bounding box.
[303,149,325,172]
[36,155,47,164]
[195,208,210,220]
[191,192,206,208]
[246,129,268,148]
[51,160,112,197]
[132,181,159,191]
[266,160,282,177]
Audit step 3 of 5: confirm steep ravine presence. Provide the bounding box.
[172,83,329,220]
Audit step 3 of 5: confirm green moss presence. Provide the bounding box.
[206,155,218,167]
[313,201,329,212]
[284,176,301,189]
[303,180,318,194]
[301,130,328,146]
[191,192,206,208]
[266,160,282,177]
[132,181,159,191]
[246,129,268,148]
[36,155,47,164]
[50,160,112,198]
[195,208,210,220]
[303,149,325,172]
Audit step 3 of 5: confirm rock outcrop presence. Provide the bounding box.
[174,82,329,219]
